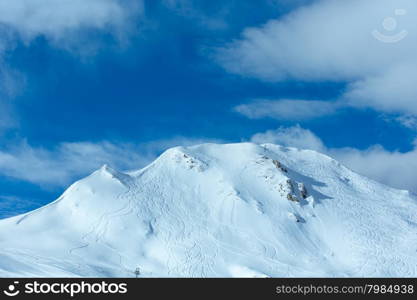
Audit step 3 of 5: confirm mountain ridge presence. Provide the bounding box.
[0,143,416,277]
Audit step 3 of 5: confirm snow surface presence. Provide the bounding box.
[0,143,416,277]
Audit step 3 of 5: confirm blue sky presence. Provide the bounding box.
[1,0,417,218]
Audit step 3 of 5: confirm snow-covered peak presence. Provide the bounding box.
[95,164,131,184]
[0,143,416,277]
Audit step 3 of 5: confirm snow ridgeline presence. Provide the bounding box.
[0,143,416,277]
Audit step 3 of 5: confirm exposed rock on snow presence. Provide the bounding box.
[272,159,288,173]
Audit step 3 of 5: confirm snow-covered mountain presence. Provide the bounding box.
[0,143,416,277]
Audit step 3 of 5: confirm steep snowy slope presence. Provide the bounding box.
[0,143,416,277]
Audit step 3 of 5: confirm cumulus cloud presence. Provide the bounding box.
[235,99,340,121]
[0,136,222,188]
[216,0,417,121]
[251,126,417,193]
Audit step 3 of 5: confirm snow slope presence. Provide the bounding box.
[0,143,416,277]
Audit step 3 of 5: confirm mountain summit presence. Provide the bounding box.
[0,143,416,277]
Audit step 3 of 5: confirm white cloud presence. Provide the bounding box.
[216,0,416,81]
[251,126,417,193]
[345,63,417,115]
[0,0,141,45]
[216,0,417,120]
[0,141,144,187]
[235,99,340,121]
[0,136,222,188]
[327,144,417,194]
[251,125,326,151]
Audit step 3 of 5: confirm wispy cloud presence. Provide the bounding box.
[251,126,417,193]
[395,115,417,130]
[0,195,45,219]
[234,99,340,121]
[0,136,223,188]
